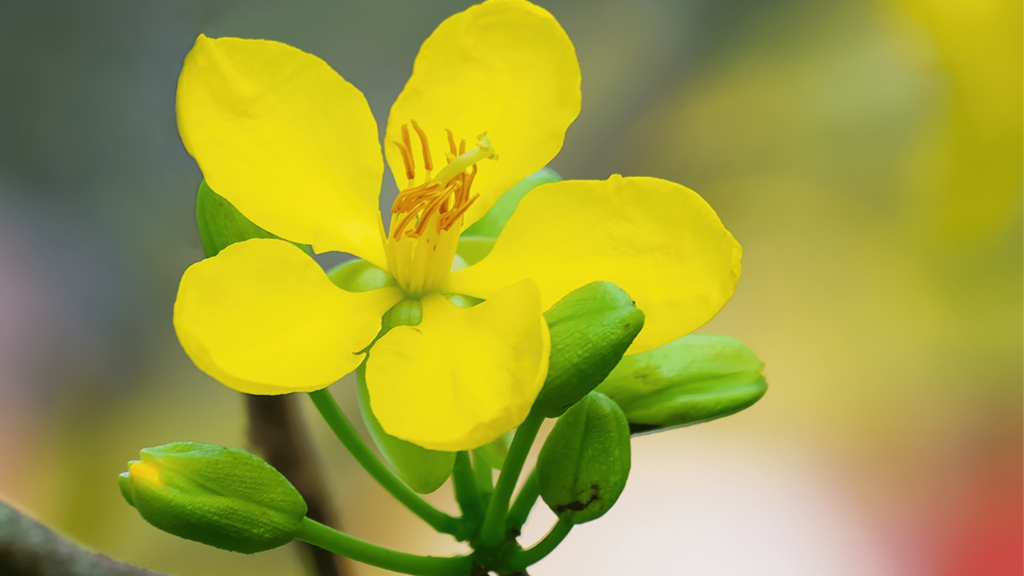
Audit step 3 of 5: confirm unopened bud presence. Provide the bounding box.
[537,392,631,524]
[596,334,767,434]
[119,442,307,554]
[533,282,644,418]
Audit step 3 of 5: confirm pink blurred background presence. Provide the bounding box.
[0,0,1020,574]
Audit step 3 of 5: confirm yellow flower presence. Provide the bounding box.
[172,0,741,451]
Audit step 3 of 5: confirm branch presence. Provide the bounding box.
[246,394,348,576]
[0,500,169,576]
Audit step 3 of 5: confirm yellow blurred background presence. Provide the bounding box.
[0,0,1019,575]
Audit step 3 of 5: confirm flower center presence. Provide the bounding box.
[385,120,496,297]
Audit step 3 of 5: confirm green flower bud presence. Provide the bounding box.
[537,392,631,524]
[596,334,767,434]
[194,180,308,258]
[533,282,645,418]
[119,442,307,554]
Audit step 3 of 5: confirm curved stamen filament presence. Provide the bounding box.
[388,123,495,241]
[385,121,495,297]
[411,120,433,173]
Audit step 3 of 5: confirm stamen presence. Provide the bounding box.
[389,126,496,241]
[414,184,458,237]
[439,194,478,231]
[401,125,413,161]
[392,140,415,181]
[393,210,420,240]
[464,164,478,192]
[411,120,433,171]
[446,129,458,157]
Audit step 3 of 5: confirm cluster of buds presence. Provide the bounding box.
[120,176,766,573]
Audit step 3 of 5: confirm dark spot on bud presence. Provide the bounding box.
[553,484,601,514]
[628,423,659,434]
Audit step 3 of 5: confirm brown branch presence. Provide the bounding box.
[246,394,348,576]
[0,500,169,576]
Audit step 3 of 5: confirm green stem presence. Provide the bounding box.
[479,412,544,546]
[506,468,539,535]
[472,452,494,507]
[307,389,461,537]
[507,518,573,571]
[297,517,473,576]
[451,452,484,530]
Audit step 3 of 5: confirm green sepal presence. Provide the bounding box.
[533,282,645,418]
[596,334,767,434]
[119,442,307,554]
[473,433,511,469]
[445,293,484,308]
[537,392,631,524]
[195,180,309,258]
[357,365,455,494]
[452,236,495,268]
[326,258,396,292]
[356,299,455,494]
[118,471,134,507]
[461,167,560,240]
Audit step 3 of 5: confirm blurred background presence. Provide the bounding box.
[0,0,1020,574]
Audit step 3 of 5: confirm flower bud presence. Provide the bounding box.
[537,392,631,524]
[119,442,307,554]
[532,282,644,418]
[595,334,767,434]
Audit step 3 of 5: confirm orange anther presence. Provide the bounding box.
[440,193,478,231]
[392,140,415,181]
[401,124,413,155]
[411,120,433,171]
[446,129,458,157]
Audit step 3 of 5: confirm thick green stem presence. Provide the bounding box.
[472,452,494,507]
[479,412,544,546]
[451,452,484,530]
[506,468,539,535]
[307,389,461,537]
[507,518,573,571]
[297,518,473,576]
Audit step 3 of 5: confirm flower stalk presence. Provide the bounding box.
[479,411,545,547]
[306,389,464,538]
[296,518,473,576]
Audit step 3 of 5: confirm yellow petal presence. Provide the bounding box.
[448,176,742,354]
[384,0,580,229]
[365,279,549,451]
[174,238,402,394]
[177,35,387,267]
